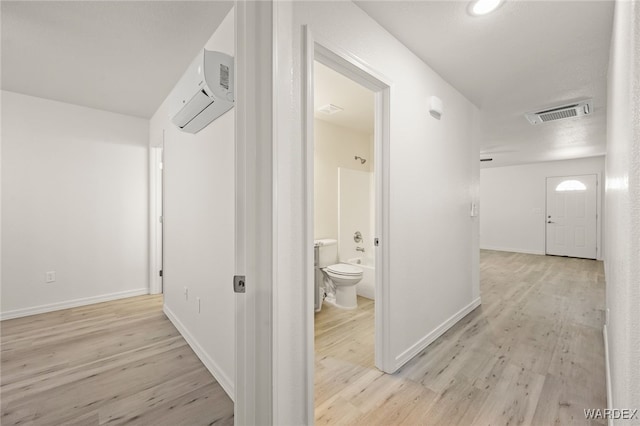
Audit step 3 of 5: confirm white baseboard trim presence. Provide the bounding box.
[480,245,545,256]
[603,324,613,426]
[0,288,149,320]
[395,297,482,369]
[163,305,235,402]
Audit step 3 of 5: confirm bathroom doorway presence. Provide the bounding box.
[306,36,392,420]
[313,57,376,365]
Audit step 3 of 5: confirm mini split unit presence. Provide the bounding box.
[524,99,592,125]
[169,50,235,134]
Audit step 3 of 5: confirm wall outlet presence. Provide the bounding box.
[45,271,56,283]
[184,287,188,300]
[197,297,201,314]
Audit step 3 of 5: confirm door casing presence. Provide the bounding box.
[302,26,394,418]
[149,145,164,294]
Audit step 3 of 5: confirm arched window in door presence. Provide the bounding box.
[555,179,587,192]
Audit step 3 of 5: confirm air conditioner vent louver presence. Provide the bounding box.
[539,108,577,122]
[525,99,592,125]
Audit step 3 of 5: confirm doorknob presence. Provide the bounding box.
[547,221,555,224]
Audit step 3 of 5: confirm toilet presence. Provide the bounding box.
[314,239,363,309]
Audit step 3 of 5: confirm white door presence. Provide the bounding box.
[545,174,597,259]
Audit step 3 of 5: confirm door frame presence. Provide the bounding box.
[302,27,394,384]
[544,173,601,260]
[234,9,395,423]
[149,145,164,294]
[234,1,275,424]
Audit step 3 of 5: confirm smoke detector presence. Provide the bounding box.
[317,103,343,115]
[525,99,593,125]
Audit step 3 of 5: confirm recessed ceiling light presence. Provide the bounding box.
[469,0,503,16]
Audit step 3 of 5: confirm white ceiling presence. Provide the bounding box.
[1,1,233,118]
[314,61,374,134]
[356,0,614,167]
[2,0,614,166]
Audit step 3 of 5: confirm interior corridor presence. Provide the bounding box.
[0,251,605,425]
[314,250,606,425]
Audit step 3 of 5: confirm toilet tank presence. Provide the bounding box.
[314,239,338,267]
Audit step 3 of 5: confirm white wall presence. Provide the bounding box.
[299,0,480,366]
[338,168,374,261]
[314,119,373,242]
[272,2,481,422]
[480,157,605,259]
[1,91,149,319]
[604,0,640,415]
[148,9,235,399]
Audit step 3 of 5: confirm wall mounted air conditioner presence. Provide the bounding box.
[168,50,234,134]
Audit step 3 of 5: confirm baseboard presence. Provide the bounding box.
[0,288,149,320]
[163,305,235,402]
[603,324,613,426]
[394,297,482,369]
[480,245,545,256]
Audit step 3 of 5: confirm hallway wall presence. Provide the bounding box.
[272,2,481,422]
[148,9,235,399]
[480,157,605,259]
[604,0,640,413]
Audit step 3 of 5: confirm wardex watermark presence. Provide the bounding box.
[584,408,639,420]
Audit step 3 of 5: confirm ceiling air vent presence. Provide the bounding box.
[317,103,343,115]
[525,99,592,125]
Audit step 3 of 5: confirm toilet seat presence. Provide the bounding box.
[325,263,362,276]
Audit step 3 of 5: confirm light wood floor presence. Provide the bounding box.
[314,250,606,425]
[1,295,234,425]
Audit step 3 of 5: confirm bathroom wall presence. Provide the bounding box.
[1,91,149,318]
[148,9,235,399]
[480,156,605,258]
[314,118,373,244]
[338,168,374,262]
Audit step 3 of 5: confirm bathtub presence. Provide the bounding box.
[346,257,375,300]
